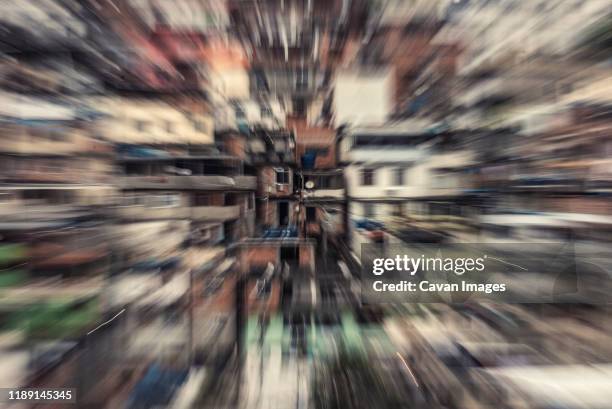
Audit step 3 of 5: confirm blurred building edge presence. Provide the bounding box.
[0,93,115,397]
[338,121,476,258]
[0,102,245,406]
[0,3,253,407]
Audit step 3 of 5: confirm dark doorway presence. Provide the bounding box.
[223,221,236,243]
[278,201,289,226]
[280,246,299,264]
[280,246,298,312]
[306,206,316,222]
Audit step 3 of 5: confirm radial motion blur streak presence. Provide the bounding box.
[0,0,611,408]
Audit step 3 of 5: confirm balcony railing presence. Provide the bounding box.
[234,176,257,190]
[190,205,240,221]
[112,205,241,222]
[119,175,257,190]
[304,189,345,200]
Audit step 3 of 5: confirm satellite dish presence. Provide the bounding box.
[305,180,315,189]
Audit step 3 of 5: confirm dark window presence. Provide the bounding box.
[125,163,143,175]
[292,97,305,117]
[248,193,255,210]
[393,168,405,185]
[430,202,457,216]
[486,225,512,238]
[278,202,289,226]
[296,70,308,90]
[276,168,290,184]
[193,194,211,206]
[361,168,375,186]
[353,134,433,147]
[305,147,329,156]
[306,206,316,222]
[135,120,150,132]
[363,203,375,218]
[234,104,245,118]
[280,246,298,262]
[317,175,342,189]
[261,106,273,118]
[255,71,268,91]
[225,194,239,206]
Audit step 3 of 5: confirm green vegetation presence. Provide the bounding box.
[7,299,99,340]
[0,244,27,265]
[0,269,28,287]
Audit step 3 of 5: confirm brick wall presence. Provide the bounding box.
[299,243,315,273]
[257,199,277,227]
[293,126,336,169]
[192,192,225,206]
[258,166,293,198]
[221,133,247,159]
[241,246,279,272]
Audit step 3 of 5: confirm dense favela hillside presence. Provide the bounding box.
[0,0,611,408]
